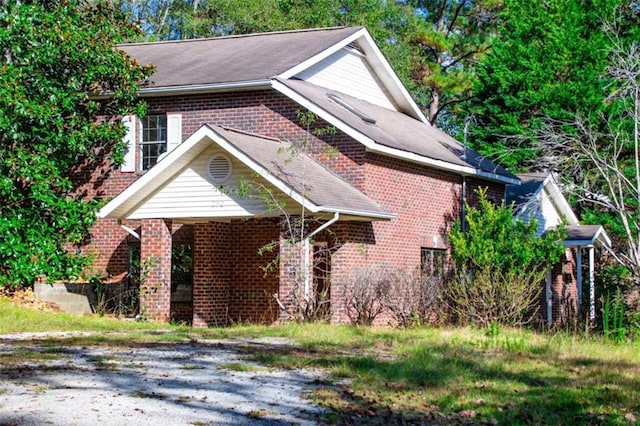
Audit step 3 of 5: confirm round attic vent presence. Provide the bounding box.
[207,154,232,183]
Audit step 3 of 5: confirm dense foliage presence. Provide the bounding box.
[0,1,151,287]
[465,0,627,170]
[447,190,566,326]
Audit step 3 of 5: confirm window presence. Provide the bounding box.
[421,248,446,278]
[141,115,167,171]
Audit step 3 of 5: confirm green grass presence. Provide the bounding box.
[1,297,639,424]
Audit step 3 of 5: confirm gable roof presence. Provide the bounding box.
[564,225,611,248]
[121,27,361,89]
[507,173,610,248]
[274,78,517,183]
[99,125,393,221]
[507,173,578,224]
[506,172,548,209]
[119,27,517,184]
[119,26,425,122]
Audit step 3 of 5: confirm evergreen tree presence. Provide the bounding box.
[466,0,628,171]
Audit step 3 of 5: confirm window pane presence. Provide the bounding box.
[141,115,167,170]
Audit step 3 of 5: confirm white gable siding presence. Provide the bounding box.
[519,187,564,236]
[538,188,564,233]
[295,48,397,110]
[128,146,283,219]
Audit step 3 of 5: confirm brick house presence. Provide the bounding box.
[506,173,611,325]
[91,26,518,326]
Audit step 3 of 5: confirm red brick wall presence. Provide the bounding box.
[192,222,229,327]
[140,219,172,322]
[146,91,366,189]
[364,153,460,266]
[227,219,279,323]
[192,219,279,327]
[466,177,506,208]
[548,248,578,325]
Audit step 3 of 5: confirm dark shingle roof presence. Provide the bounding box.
[565,225,604,241]
[120,27,362,88]
[506,173,548,207]
[280,79,516,180]
[213,126,392,218]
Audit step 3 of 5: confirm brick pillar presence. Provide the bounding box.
[192,222,229,327]
[549,248,578,325]
[278,227,304,322]
[140,219,172,323]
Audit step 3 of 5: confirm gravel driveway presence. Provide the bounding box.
[0,333,328,425]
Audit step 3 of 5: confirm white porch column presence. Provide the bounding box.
[589,246,596,323]
[576,248,583,304]
[546,270,553,326]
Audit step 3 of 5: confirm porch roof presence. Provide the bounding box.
[564,225,611,248]
[99,124,394,221]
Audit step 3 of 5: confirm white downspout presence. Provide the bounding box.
[118,220,140,240]
[303,212,340,299]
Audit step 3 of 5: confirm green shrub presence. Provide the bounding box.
[446,188,566,327]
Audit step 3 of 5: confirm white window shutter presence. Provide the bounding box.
[167,113,182,152]
[121,115,136,172]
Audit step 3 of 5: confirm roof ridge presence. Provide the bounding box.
[118,26,359,47]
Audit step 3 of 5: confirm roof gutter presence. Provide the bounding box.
[320,206,395,220]
[136,79,272,97]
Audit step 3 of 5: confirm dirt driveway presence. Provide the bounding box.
[0,332,327,425]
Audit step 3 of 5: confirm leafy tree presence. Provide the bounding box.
[446,189,566,326]
[0,1,152,287]
[406,0,502,129]
[466,0,631,171]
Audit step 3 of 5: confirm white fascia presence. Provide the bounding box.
[98,125,215,219]
[356,30,428,124]
[279,27,427,124]
[272,80,519,186]
[279,30,365,79]
[545,175,579,225]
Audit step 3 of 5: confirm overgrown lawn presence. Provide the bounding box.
[1,297,638,424]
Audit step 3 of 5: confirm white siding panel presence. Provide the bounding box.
[295,48,397,110]
[128,147,274,219]
[537,188,563,235]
